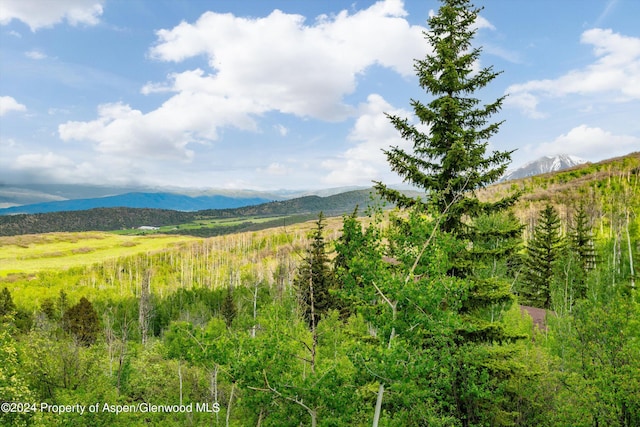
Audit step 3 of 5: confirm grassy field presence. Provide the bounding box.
[0,232,200,277]
[109,215,292,235]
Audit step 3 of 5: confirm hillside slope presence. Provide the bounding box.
[0,189,380,236]
[0,192,271,215]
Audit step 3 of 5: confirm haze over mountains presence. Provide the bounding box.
[0,153,590,215]
[0,184,372,214]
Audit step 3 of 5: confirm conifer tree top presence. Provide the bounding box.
[375,0,518,234]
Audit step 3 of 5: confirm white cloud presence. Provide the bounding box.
[0,0,103,31]
[0,96,27,115]
[530,125,640,160]
[11,152,94,183]
[59,101,204,160]
[25,49,46,59]
[473,15,495,31]
[506,29,640,118]
[148,0,425,121]
[322,94,414,186]
[61,0,428,167]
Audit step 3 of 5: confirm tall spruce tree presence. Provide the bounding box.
[295,212,335,329]
[373,0,519,339]
[521,204,564,309]
[353,1,526,424]
[374,0,518,238]
[569,203,597,273]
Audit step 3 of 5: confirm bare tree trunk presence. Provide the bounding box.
[372,282,397,427]
[178,360,183,406]
[252,280,259,338]
[226,382,235,427]
[372,383,385,427]
[309,273,316,374]
[626,208,635,289]
[117,318,129,394]
[139,269,151,345]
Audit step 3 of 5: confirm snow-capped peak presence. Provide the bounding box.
[501,154,587,181]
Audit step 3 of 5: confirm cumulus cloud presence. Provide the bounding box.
[530,125,640,160]
[0,0,104,31]
[0,96,27,115]
[11,152,100,183]
[322,94,414,186]
[148,0,425,121]
[506,29,640,118]
[61,0,428,165]
[60,101,199,160]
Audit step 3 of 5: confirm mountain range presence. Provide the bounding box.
[0,192,273,215]
[501,154,587,181]
[0,154,590,215]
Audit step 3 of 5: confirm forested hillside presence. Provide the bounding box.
[0,189,379,237]
[1,158,637,425]
[1,0,638,425]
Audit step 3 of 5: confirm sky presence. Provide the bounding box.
[1,0,639,191]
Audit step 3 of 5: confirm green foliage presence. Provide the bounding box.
[0,286,16,317]
[0,323,35,427]
[221,286,237,327]
[520,204,564,309]
[549,277,640,426]
[374,0,519,236]
[569,203,597,274]
[63,297,100,345]
[294,212,336,329]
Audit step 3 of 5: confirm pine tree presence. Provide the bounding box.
[0,287,16,318]
[63,297,100,345]
[372,0,519,338]
[374,0,518,238]
[569,203,597,273]
[521,204,564,309]
[350,1,526,423]
[295,212,335,329]
[221,286,237,327]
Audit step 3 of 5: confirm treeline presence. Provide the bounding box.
[0,189,378,236]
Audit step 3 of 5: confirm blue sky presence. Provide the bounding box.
[1,0,639,191]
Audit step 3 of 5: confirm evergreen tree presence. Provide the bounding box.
[372,0,519,338]
[221,286,237,327]
[0,287,16,318]
[62,297,100,345]
[294,212,335,329]
[569,203,597,273]
[339,1,526,423]
[374,0,519,238]
[521,204,564,309]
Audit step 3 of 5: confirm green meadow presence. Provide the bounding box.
[110,215,291,235]
[0,232,200,277]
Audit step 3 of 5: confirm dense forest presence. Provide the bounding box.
[1,0,639,425]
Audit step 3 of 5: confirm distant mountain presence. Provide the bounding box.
[0,192,272,215]
[501,154,587,181]
[0,188,381,236]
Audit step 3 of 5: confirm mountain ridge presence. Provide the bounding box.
[0,192,273,215]
[501,154,587,181]
[0,188,384,236]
